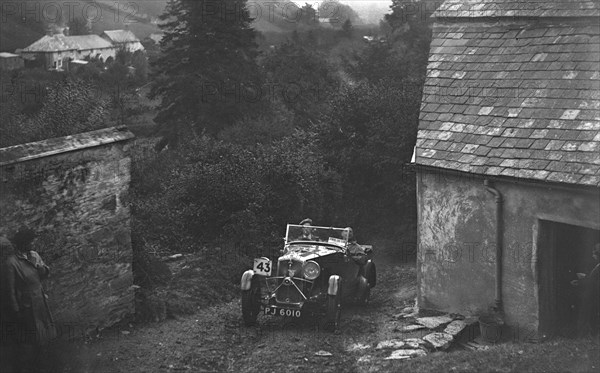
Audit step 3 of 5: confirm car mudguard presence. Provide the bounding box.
[362,261,376,288]
[240,269,255,291]
[328,275,341,296]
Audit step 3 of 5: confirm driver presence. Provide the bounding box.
[342,227,367,265]
[299,218,316,240]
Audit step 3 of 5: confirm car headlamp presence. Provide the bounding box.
[303,261,320,280]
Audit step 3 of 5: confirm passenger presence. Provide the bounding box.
[342,227,367,265]
[3,227,56,372]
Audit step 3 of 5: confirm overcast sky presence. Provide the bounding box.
[290,0,393,23]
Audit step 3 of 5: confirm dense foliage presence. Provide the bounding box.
[1,0,433,258]
[131,131,329,254]
[0,49,149,147]
[132,0,434,251]
[150,0,263,146]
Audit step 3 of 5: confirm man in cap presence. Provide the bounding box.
[299,218,316,240]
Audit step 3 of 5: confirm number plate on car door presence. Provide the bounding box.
[253,257,272,276]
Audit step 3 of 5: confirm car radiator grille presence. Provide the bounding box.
[275,259,308,304]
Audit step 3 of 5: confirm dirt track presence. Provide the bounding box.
[49,244,419,373]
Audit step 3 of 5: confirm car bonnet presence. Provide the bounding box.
[280,244,340,262]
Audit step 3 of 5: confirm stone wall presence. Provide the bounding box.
[0,127,135,332]
[416,168,600,339]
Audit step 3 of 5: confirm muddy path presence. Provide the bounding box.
[49,244,418,373]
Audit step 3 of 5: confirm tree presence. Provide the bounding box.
[318,0,361,28]
[150,0,263,147]
[354,0,435,85]
[318,81,418,236]
[131,50,148,84]
[341,19,353,37]
[67,17,91,35]
[263,40,339,127]
[299,3,318,26]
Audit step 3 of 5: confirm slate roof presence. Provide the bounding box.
[22,34,113,53]
[435,0,600,18]
[102,30,140,43]
[21,35,79,52]
[67,35,114,50]
[416,1,600,187]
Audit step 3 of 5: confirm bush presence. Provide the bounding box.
[0,77,110,147]
[131,129,330,253]
[317,81,419,239]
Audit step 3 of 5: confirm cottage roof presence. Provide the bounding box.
[67,35,114,50]
[102,30,140,43]
[22,34,113,53]
[21,34,79,52]
[416,1,600,187]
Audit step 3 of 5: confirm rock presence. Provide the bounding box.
[423,332,454,350]
[404,340,422,349]
[393,310,418,320]
[347,343,371,352]
[314,350,333,357]
[376,340,405,350]
[444,320,467,336]
[165,253,184,261]
[385,349,427,360]
[121,330,130,335]
[402,306,414,313]
[400,324,427,332]
[357,355,372,364]
[416,315,454,329]
[402,338,427,349]
[403,338,426,345]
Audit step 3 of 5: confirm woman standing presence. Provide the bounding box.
[3,227,56,371]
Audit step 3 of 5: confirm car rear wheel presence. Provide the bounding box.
[242,282,261,327]
[323,281,342,332]
[357,276,370,305]
[365,261,376,288]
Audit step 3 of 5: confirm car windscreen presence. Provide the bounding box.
[285,225,349,248]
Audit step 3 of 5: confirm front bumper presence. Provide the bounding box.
[259,276,327,312]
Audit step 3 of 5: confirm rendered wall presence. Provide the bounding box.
[0,127,135,332]
[416,168,600,338]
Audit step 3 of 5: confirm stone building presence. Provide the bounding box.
[415,0,599,339]
[20,34,117,70]
[101,30,145,53]
[0,127,135,331]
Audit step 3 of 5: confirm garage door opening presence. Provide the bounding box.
[538,220,599,337]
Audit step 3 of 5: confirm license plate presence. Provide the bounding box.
[265,307,301,318]
[253,257,272,276]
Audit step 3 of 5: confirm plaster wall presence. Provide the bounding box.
[417,168,600,338]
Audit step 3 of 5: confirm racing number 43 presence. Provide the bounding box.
[253,257,272,276]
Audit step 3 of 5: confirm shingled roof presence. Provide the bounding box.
[101,30,140,44]
[22,34,113,52]
[416,0,600,187]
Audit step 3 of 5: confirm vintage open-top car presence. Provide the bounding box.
[240,224,376,330]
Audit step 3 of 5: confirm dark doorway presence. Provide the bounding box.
[538,220,599,337]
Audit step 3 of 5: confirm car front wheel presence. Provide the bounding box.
[323,281,342,332]
[242,282,261,326]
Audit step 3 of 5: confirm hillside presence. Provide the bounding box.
[0,0,164,52]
